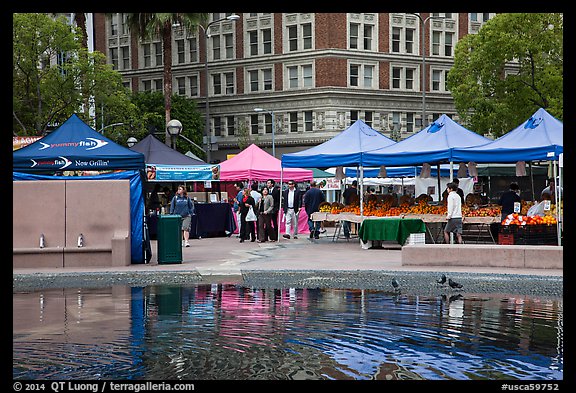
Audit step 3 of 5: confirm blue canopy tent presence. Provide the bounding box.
[13,114,145,172]
[13,114,147,263]
[451,108,563,245]
[362,114,491,202]
[281,119,397,217]
[451,108,563,163]
[282,119,396,168]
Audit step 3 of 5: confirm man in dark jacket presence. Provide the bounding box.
[304,181,325,239]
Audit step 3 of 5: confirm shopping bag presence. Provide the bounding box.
[246,206,258,222]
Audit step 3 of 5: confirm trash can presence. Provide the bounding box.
[157,214,182,264]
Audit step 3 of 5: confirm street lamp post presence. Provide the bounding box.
[408,13,446,128]
[126,137,138,148]
[254,107,275,158]
[199,14,240,163]
[166,119,183,150]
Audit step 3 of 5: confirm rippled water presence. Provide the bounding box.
[13,284,563,380]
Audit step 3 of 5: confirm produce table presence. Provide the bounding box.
[312,213,500,244]
[358,218,426,245]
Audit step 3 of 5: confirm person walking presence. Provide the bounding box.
[266,179,281,238]
[233,182,244,237]
[239,188,256,243]
[304,180,325,239]
[257,186,275,242]
[282,180,303,239]
[444,182,463,244]
[169,185,195,247]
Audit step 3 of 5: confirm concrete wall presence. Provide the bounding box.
[402,244,563,269]
[13,179,131,268]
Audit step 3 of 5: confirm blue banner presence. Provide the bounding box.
[146,164,219,181]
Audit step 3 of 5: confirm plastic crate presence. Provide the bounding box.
[515,224,557,245]
[406,232,426,245]
[498,233,514,245]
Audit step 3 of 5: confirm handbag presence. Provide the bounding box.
[246,206,257,222]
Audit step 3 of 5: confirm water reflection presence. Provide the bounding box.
[13,284,563,380]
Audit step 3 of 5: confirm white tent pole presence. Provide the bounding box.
[553,160,560,246]
[279,167,283,242]
[360,165,364,218]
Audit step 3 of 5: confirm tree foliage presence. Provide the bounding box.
[13,13,137,141]
[447,13,563,137]
[130,91,205,158]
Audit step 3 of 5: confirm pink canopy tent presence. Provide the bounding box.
[220,144,313,236]
[219,144,313,182]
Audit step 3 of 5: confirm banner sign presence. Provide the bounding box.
[13,136,42,150]
[146,164,219,181]
[317,177,341,191]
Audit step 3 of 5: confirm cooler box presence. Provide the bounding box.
[157,214,182,264]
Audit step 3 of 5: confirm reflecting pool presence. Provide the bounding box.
[13,284,563,380]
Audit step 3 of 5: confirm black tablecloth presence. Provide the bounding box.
[147,203,236,239]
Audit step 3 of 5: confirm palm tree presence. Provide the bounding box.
[125,13,207,145]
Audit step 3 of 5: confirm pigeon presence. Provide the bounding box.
[436,274,447,285]
[392,278,400,291]
[449,294,463,302]
[448,278,463,290]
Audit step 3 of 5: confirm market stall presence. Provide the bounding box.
[451,108,563,245]
[13,114,146,264]
[282,119,397,219]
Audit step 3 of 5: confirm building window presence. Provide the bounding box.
[304,111,313,131]
[250,114,259,135]
[470,13,477,22]
[391,26,415,54]
[289,112,298,133]
[212,36,221,61]
[214,117,222,137]
[143,44,151,67]
[211,72,235,96]
[154,43,162,66]
[432,69,451,92]
[264,113,273,134]
[176,39,185,64]
[227,116,235,136]
[348,14,375,51]
[351,110,358,123]
[143,80,151,92]
[176,77,186,95]
[249,31,258,56]
[189,75,198,97]
[154,79,162,92]
[248,28,272,57]
[110,14,118,36]
[349,63,375,88]
[188,38,198,63]
[225,34,234,59]
[121,46,130,70]
[247,68,273,92]
[392,66,417,90]
[365,111,373,127]
[406,113,414,132]
[286,64,314,89]
[109,48,118,70]
[432,31,454,57]
[285,17,314,53]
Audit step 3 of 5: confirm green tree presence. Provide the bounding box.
[447,13,563,137]
[131,91,204,158]
[13,13,138,143]
[124,13,207,145]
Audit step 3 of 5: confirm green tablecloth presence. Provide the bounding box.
[358,218,426,245]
